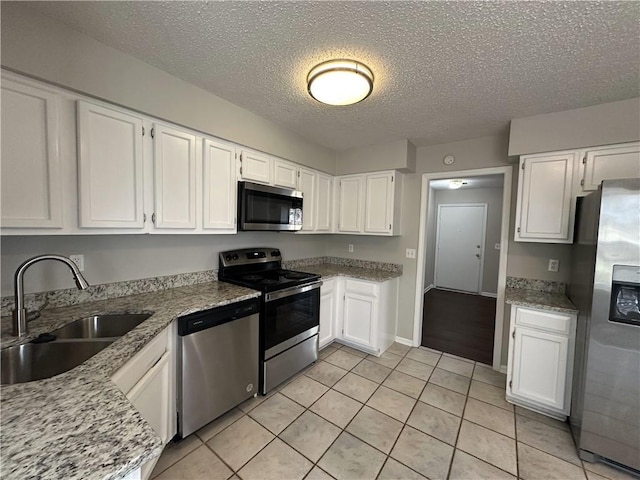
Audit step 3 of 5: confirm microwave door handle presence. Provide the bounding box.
[265,281,323,302]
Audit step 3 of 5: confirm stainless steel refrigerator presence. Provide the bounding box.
[568,178,640,473]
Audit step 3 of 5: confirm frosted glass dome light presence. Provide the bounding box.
[307,59,374,106]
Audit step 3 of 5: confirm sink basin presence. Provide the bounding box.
[51,313,151,339]
[1,340,114,385]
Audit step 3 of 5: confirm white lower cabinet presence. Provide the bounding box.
[319,276,398,355]
[111,323,175,480]
[319,279,338,348]
[506,306,576,420]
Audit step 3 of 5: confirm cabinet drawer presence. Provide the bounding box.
[344,279,378,297]
[111,325,169,394]
[515,307,571,335]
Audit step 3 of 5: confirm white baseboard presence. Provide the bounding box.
[499,365,507,374]
[481,291,498,298]
[423,283,434,294]
[394,336,414,347]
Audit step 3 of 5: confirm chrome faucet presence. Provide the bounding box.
[13,254,90,337]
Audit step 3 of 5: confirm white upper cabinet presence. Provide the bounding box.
[298,167,316,231]
[365,172,394,234]
[335,170,402,236]
[581,142,640,191]
[316,173,333,232]
[77,101,145,229]
[203,138,237,232]
[273,159,299,189]
[152,124,197,229]
[515,152,576,243]
[337,175,364,233]
[240,150,271,184]
[1,78,63,229]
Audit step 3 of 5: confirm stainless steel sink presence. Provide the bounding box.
[51,313,151,339]
[1,340,114,385]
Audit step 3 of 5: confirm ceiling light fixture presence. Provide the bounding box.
[449,179,466,189]
[307,59,374,106]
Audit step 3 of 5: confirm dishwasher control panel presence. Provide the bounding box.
[177,298,260,336]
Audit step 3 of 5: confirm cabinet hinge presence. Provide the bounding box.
[580,179,585,186]
[582,156,586,164]
[512,330,515,339]
[391,176,394,182]
[389,224,391,230]
[521,162,525,170]
[517,227,521,233]
[509,380,512,389]
[150,127,155,138]
[297,171,301,178]
[143,213,147,223]
[152,213,156,224]
[240,166,243,175]
[142,126,145,136]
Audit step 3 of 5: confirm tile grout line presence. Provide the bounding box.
[445,361,474,480]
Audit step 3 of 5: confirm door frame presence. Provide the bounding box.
[412,166,513,371]
[434,203,487,294]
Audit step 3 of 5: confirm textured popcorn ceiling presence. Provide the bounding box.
[27,1,640,150]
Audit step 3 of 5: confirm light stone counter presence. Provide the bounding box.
[283,256,402,283]
[505,287,578,314]
[0,282,260,480]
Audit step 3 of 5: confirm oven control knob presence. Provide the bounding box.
[225,255,232,261]
[232,254,239,260]
[271,250,280,257]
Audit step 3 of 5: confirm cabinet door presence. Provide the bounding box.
[77,101,145,228]
[582,143,640,191]
[273,159,298,189]
[337,176,363,233]
[343,291,376,349]
[1,79,63,228]
[319,281,336,348]
[364,172,393,234]
[510,326,568,411]
[298,167,316,231]
[126,351,172,444]
[153,124,197,229]
[316,173,332,232]
[240,150,271,184]
[515,152,575,242]
[203,139,237,231]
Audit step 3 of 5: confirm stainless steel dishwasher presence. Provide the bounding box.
[176,297,259,438]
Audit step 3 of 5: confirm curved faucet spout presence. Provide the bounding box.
[13,254,90,337]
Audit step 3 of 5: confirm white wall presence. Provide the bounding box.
[509,98,640,156]
[335,139,416,175]
[425,187,503,294]
[0,3,336,173]
[0,234,331,297]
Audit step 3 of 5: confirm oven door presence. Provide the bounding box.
[263,281,321,358]
[239,181,303,231]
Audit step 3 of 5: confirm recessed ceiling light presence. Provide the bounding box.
[307,59,374,106]
[449,179,467,189]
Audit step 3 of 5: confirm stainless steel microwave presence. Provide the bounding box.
[238,181,303,231]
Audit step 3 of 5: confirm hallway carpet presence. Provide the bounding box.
[421,288,496,365]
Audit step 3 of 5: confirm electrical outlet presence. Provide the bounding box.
[348,244,354,253]
[406,248,416,259]
[70,254,85,272]
[548,259,559,272]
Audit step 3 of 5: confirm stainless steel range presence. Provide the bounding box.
[218,248,322,394]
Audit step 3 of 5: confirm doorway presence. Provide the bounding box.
[413,167,512,371]
[435,203,487,293]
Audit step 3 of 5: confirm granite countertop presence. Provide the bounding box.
[298,264,402,282]
[0,281,260,480]
[505,287,578,314]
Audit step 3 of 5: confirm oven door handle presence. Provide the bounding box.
[265,281,323,302]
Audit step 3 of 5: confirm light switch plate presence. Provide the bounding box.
[406,248,416,259]
[348,244,354,253]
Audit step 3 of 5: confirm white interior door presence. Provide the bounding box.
[435,204,486,293]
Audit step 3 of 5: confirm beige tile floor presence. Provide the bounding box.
[150,342,636,480]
